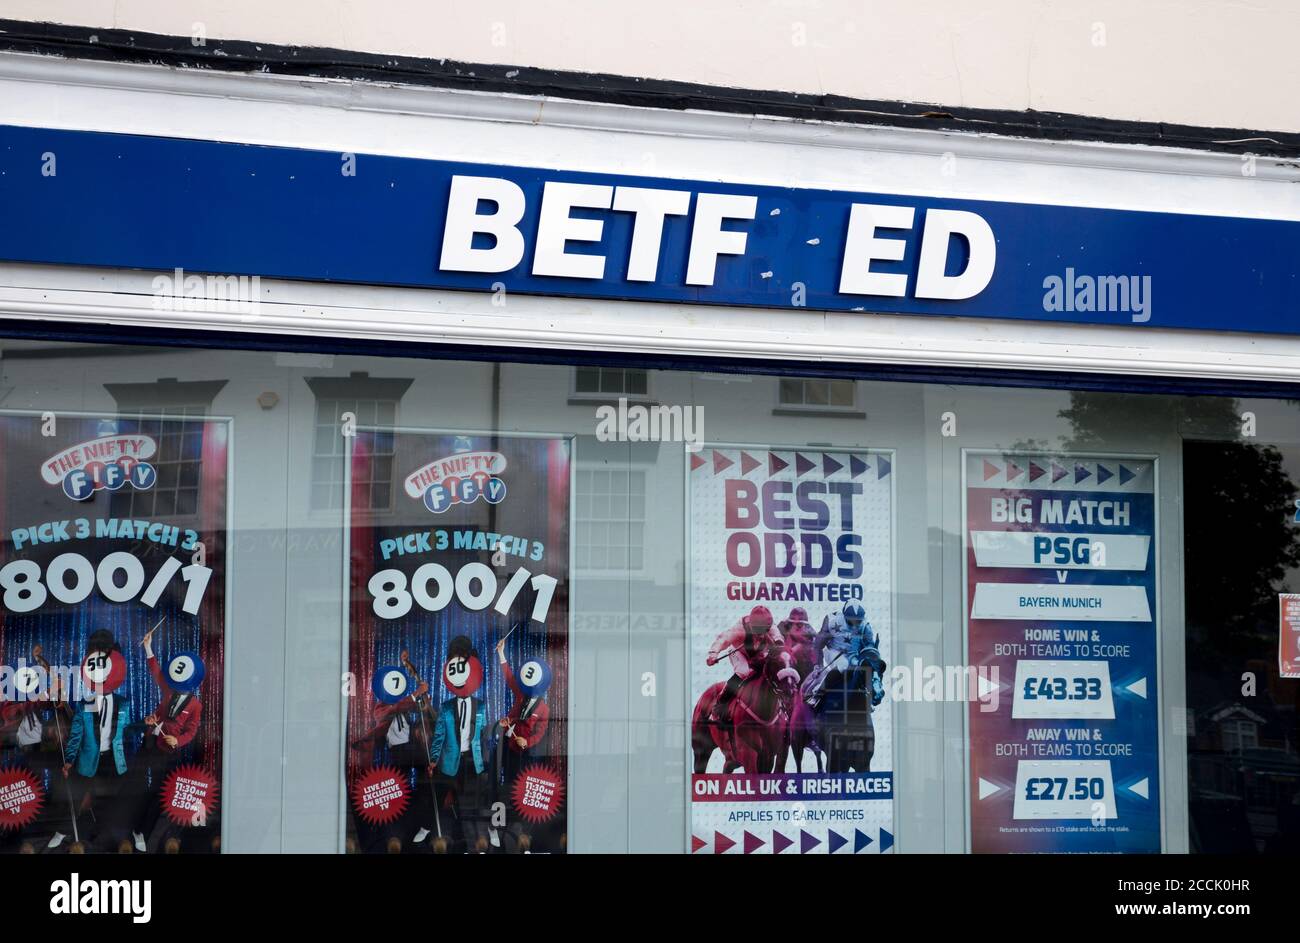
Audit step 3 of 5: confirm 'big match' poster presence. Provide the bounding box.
[0,411,229,854]
[964,450,1162,853]
[688,443,895,855]
[344,428,571,854]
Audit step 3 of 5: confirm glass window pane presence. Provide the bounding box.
[600,367,625,393]
[8,326,1296,859]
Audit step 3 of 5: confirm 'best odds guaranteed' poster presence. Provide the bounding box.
[964,451,1161,853]
[346,429,570,854]
[0,412,228,854]
[688,444,894,855]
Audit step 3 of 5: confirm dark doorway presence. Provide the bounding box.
[1183,439,1300,853]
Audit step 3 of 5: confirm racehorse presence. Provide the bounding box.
[787,659,877,773]
[692,652,799,775]
[781,623,824,772]
[781,620,819,681]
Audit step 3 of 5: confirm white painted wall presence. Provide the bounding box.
[1,0,1296,132]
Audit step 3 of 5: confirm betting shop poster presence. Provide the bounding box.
[688,444,895,855]
[1280,595,1300,680]
[964,451,1161,853]
[0,411,228,854]
[345,429,571,854]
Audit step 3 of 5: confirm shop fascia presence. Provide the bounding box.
[2,124,1297,336]
[438,173,995,300]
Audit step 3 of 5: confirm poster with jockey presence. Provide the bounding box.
[0,411,229,854]
[687,443,895,855]
[345,428,571,854]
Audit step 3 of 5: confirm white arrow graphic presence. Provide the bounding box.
[978,778,1001,800]
[1126,677,1148,699]
[1129,778,1150,799]
[978,674,1001,701]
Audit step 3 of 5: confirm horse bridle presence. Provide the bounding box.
[731,674,793,727]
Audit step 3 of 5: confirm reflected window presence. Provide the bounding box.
[305,372,412,511]
[574,366,648,399]
[576,467,646,571]
[104,377,227,519]
[1222,718,1260,754]
[777,377,859,413]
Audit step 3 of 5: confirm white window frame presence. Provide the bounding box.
[570,366,651,402]
[574,464,649,576]
[775,376,862,415]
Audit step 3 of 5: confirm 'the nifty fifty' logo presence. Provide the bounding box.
[42,434,158,501]
[403,436,508,513]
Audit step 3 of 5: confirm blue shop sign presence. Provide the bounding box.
[1,124,1296,334]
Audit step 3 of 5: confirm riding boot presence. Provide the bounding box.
[802,667,824,708]
[710,675,744,723]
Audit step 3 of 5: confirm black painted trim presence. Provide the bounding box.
[1,19,1297,158]
[2,318,1299,401]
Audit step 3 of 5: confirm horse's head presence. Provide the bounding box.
[783,622,815,649]
[770,651,801,691]
[842,658,877,689]
[836,658,884,713]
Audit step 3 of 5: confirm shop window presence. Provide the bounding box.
[572,366,648,400]
[103,378,228,519]
[1184,436,1300,854]
[575,467,646,572]
[304,373,413,511]
[7,336,1300,856]
[775,377,864,417]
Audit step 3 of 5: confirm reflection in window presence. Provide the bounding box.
[576,468,646,571]
[779,377,855,408]
[304,373,413,512]
[574,366,648,398]
[1183,436,1300,853]
[1222,718,1260,754]
[312,398,397,511]
[111,408,206,519]
[104,378,227,520]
